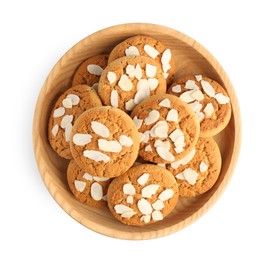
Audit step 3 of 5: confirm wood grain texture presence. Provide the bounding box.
[32,23,241,240]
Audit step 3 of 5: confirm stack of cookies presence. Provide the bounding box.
[48,35,231,226]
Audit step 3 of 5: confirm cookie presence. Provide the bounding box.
[70,106,140,178]
[48,85,102,159]
[107,164,179,226]
[167,75,231,137]
[108,35,175,85]
[130,94,200,164]
[72,55,108,91]
[98,55,166,112]
[67,159,111,207]
[166,137,222,197]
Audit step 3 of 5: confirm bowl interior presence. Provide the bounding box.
[33,23,239,240]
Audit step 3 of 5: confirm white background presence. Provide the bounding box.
[0,0,269,259]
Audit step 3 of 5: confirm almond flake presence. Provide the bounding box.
[126,65,135,78]
[98,139,122,153]
[141,184,160,198]
[169,128,184,142]
[157,164,166,168]
[162,63,171,73]
[185,80,199,90]
[154,140,170,150]
[53,107,65,118]
[145,145,152,152]
[126,195,134,204]
[146,64,157,77]
[174,146,184,154]
[73,133,92,146]
[137,199,153,215]
[139,133,145,143]
[196,111,205,121]
[152,200,164,210]
[135,64,143,80]
[159,98,170,108]
[200,161,208,172]
[152,210,163,221]
[161,49,172,66]
[133,116,143,129]
[125,46,140,56]
[121,211,137,218]
[150,121,169,138]
[51,124,59,137]
[156,147,175,162]
[171,148,196,169]
[90,182,103,201]
[201,80,215,97]
[172,84,181,93]
[66,94,80,105]
[189,101,202,112]
[166,109,178,122]
[195,74,202,81]
[137,173,149,185]
[110,90,118,108]
[91,121,110,138]
[163,72,169,78]
[82,173,93,181]
[140,215,151,223]
[60,115,73,129]
[62,98,72,108]
[191,90,204,101]
[144,110,160,125]
[119,135,133,147]
[141,131,150,143]
[93,176,110,182]
[87,64,103,75]
[123,183,136,195]
[180,90,196,103]
[203,102,214,116]
[65,124,72,142]
[215,93,230,104]
[182,168,199,185]
[74,180,86,192]
[102,195,107,201]
[134,79,150,104]
[83,150,110,162]
[107,71,117,84]
[114,204,133,214]
[148,78,159,91]
[175,172,185,180]
[92,83,99,92]
[158,189,174,201]
[125,99,136,111]
[118,74,133,91]
[144,44,159,58]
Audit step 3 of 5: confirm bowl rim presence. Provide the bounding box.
[32,22,242,240]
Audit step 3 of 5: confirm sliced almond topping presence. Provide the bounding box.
[125,46,140,56]
[171,148,196,169]
[199,161,208,172]
[98,139,122,153]
[195,74,202,81]
[134,79,150,104]
[150,121,169,138]
[156,147,175,162]
[169,128,184,142]
[135,64,143,80]
[62,98,72,108]
[92,83,99,92]
[163,72,169,78]
[191,90,204,101]
[137,173,149,185]
[125,99,136,111]
[137,199,153,215]
[172,84,181,93]
[152,210,163,221]
[60,115,73,129]
[146,64,157,77]
[93,176,110,182]
[74,180,86,192]
[157,164,166,168]
[148,78,159,91]
[90,182,103,201]
[51,124,59,137]
[215,93,230,104]
[133,116,143,129]
[114,204,133,214]
[64,123,72,142]
[110,90,118,108]
[118,74,133,91]
[140,215,151,223]
[126,65,136,78]
[87,64,103,75]
[121,211,137,218]
[82,173,93,181]
[201,80,215,97]
[91,121,110,138]
[139,132,145,143]
[196,111,205,122]
[123,183,136,195]
[145,145,152,152]
[189,101,202,112]
[141,131,150,143]
[180,90,196,103]
[174,146,184,154]
[159,98,170,108]
[73,133,92,146]
[83,150,110,162]
[162,63,171,73]
[119,135,133,147]
[182,168,199,185]
[175,172,185,180]
[53,107,65,118]
[154,140,170,150]
[161,49,172,66]
[107,71,117,84]
[66,94,80,105]
[152,200,164,210]
[166,109,178,122]
[158,189,174,201]
[142,184,160,198]
[203,102,214,116]
[126,195,134,204]
[185,80,199,90]
[144,44,159,58]
[144,110,160,125]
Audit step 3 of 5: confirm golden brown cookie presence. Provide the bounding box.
[48,85,102,159]
[130,94,200,164]
[67,160,111,207]
[166,137,222,197]
[167,75,231,137]
[107,164,179,226]
[98,55,166,112]
[72,55,108,91]
[70,106,140,178]
[108,35,175,85]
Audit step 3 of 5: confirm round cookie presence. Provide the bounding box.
[98,56,166,112]
[167,75,231,137]
[70,106,140,178]
[48,85,102,159]
[130,94,200,164]
[107,164,179,226]
[72,54,108,91]
[166,137,222,197]
[67,159,111,207]
[108,35,175,85]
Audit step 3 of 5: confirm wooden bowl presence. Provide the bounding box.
[32,23,241,240]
